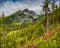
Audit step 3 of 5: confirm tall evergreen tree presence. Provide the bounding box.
[51,0,56,11]
[55,5,58,23]
[59,0,60,7]
[42,0,49,32]
[2,11,5,31]
[51,0,56,24]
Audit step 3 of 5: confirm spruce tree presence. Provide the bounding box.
[2,11,5,32]
[42,0,49,32]
[51,0,56,11]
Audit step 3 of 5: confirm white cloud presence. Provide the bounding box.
[55,0,60,7]
[0,1,28,16]
[30,6,42,14]
[0,0,43,17]
[0,0,59,17]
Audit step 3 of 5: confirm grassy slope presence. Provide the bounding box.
[1,19,60,48]
[1,19,45,48]
[1,8,60,48]
[25,24,60,48]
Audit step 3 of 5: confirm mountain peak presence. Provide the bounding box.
[23,8,29,12]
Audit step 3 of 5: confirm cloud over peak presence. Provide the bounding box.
[0,0,59,17]
[0,0,43,16]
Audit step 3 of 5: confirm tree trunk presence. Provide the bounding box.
[45,0,49,32]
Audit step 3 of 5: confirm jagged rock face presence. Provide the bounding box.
[3,9,40,24]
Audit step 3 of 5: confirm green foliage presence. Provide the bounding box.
[0,4,60,48]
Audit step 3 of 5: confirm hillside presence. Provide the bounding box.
[0,9,40,32]
[0,7,60,48]
[0,9,39,24]
[1,19,60,48]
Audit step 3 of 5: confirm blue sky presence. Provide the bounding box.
[0,0,59,16]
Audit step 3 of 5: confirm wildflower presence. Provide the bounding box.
[56,27,60,32]
[32,45,36,48]
[49,30,53,37]
[18,43,20,48]
[28,45,30,48]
